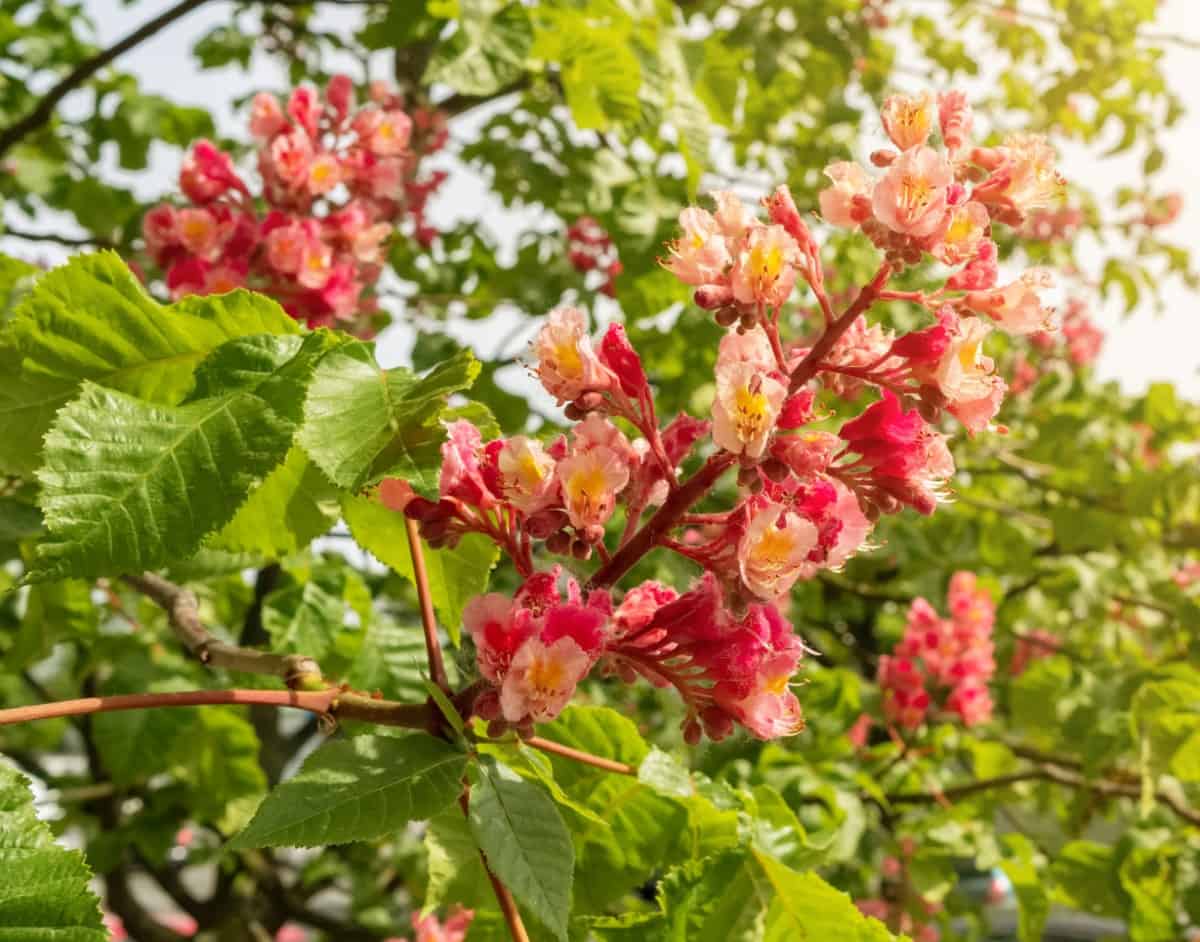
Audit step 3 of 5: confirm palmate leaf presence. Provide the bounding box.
[299,341,480,491]
[342,493,498,643]
[229,733,466,850]
[468,757,574,942]
[31,334,330,581]
[0,763,108,941]
[0,252,299,474]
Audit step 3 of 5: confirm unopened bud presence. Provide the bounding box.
[761,458,791,483]
[545,530,572,555]
[682,718,703,745]
[526,508,569,538]
[582,524,606,544]
[486,719,509,738]
[570,537,593,560]
[870,148,898,167]
[714,305,740,327]
[700,705,735,741]
[737,465,764,492]
[695,284,735,310]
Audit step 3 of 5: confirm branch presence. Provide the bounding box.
[457,789,531,942]
[406,518,449,691]
[123,573,322,685]
[586,451,736,590]
[888,763,1200,828]
[788,261,893,394]
[0,0,213,159]
[1,224,112,249]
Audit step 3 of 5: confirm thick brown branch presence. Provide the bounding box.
[0,0,212,158]
[123,573,322,685]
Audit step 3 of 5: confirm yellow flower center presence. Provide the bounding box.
[554,339,583,378]
[750,244,784,283]
[946,211,975,244]
[753,527,796,570]
[566,466,607,514]
[899,175,933,212]
[764,672,791,696]
[527,655,565,692]
[733,384,770,440]
[958,339,981,370]
[181,217,210,241]
[518,450,546,485]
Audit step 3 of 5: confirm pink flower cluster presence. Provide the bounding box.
[142,77,447,329]
[877,572,996,729]
[384,91,1059,742]
[566,216,622,297]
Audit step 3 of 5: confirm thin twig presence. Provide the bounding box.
[887,763,1200,828]
[0,0,213,158]
[0,688,338,727]
[525,736,636,776]
[405,518,449,691]
[1,224,112,249]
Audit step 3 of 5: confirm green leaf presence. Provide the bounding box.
[1001,834,1049,942]
[210,446,339,557]
[0,763,107,941]
[170,707,267,823]
[424,0,532,96]
[468,758,574,941]
[299,342,479,491]
[262,568,347,661]
[9,576,95,668]
[341,493,498,643]
[638,746,693,798]
[0,252,299,474]
[1051,841,1125,917]
[229,734,466,849]
[31,334,326,580]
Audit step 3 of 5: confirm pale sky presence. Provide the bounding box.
[5,0,1198,399]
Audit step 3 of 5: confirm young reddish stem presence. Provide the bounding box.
[788,260,894,395]
[0,688,339,727]
[587,451,737,590]
[524,736,636,775]
[406,516,449,692]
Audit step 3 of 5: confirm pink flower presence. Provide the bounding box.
[711,189,755,239]
[881,92,933,151]
[571,414,635,464]
[612,581,678,639]
[871,146,952,238]
[926,317,1005,431]
[819,161,873,227]
[497,436,558,513]
[500,636,591,722]
[597,323,649,399]
[142,204,178,260]
[972,134,1063,220]
[264,221,306,273]
[464,593,530,682]
[440,420,497,508]
[412,906,474,942]
[934,200,990,266]
[712,362,787,459]
[965,269,1054,335]
[250,92,288,139]
[365,109,413,155]
[379,478,415,512]
[715,652,805,739]
[662,206,730,285]
[286,86,321,138]
[556,445,630,530]
[296,238,333,289]
[307,153,343,195]
[533,307,614,404]
[275,925,308,942]
[771,431,841,476]
[937,90,973,152]
[103,913,128,941]
[268,128,313,191]
[730,224,800,308]
[175,207,228,261]
[180,140,245,203]
[326,74,355,121]
[946,680,993,725]
[738,504,819,600]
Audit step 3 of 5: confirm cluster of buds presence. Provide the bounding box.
[141,77,447,330]
[877,572,996,729]
[566,216,622,297]
[856,840,942,942]
[384,91,1059,742]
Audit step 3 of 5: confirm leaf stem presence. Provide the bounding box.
[524,736,636,776]
[405,517,450,692]
[457,789,531,942]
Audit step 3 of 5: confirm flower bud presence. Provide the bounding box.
[760,458,791,483]
[695,284,734,310]
[870,149,897,167]
[525,508,569,539]
[545,530,572,555]
[714,305,740,327]
[570,537,593,561]
[682,717,703,745]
